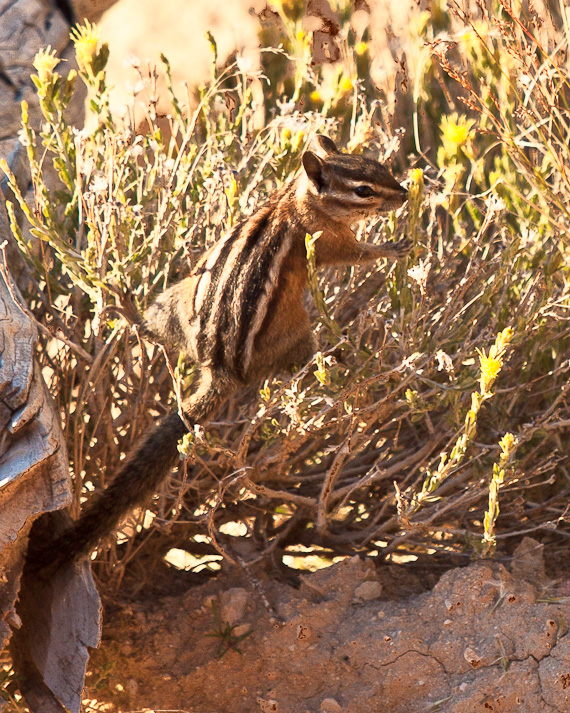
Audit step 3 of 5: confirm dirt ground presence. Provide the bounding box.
[83,537,570,713]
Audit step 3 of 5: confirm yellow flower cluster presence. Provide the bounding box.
[33,46,60,84]
[70,20,100,78]
[440,113,476,155]
[477,327,513,396]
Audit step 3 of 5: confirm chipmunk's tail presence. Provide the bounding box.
[27,371,232,574]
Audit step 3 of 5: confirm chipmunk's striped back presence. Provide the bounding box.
[28,135,410,573]
[147,182,309,382]
[195,189,299,379]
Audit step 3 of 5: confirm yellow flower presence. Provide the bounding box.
[477,327,513,395]
[410,10,431,37]
[446,123,469,145]
[477,349,503,394]
[460,30,479,52]
[71,21,100,76]
[291,129,305,152]
[310,90,322,103]
[270,0,305,21]
[494,326,514,352]
[33,46,60,84]
[410,168,424,185]
[355,41,368,56]
[499,432,516,458]
[339,77,354,93]
[460,22,487,53]
[440,113,476,155]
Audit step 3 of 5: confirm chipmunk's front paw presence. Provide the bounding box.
[392,238,413,258]
[108,282,144,325]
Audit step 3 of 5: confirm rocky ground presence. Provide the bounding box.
[84,537,570,713]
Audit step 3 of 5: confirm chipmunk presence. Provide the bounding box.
[28,135,410,572]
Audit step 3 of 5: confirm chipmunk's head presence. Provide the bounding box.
[301,135,407,223]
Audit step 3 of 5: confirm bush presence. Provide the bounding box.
[3,0,570,586]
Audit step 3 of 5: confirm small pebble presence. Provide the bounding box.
[354,581,382,600]
[220,587,249,625]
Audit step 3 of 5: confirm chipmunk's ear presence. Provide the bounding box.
[303,151,328,191]
[313,135,338,156]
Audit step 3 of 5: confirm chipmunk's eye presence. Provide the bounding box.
[354,185,375,198]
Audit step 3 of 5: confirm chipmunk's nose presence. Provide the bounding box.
[396,186,408,207]
[394,185,408,204]
[377,186,408,213]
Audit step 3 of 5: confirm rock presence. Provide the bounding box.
[220,587,249,625]
[125,679,139,697]
[463,646,482,669]
[233,624,251,638]
[354,580,382,601]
